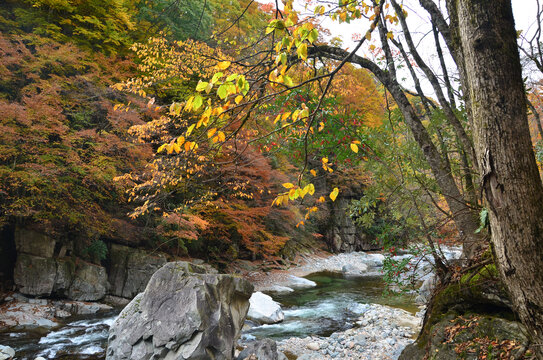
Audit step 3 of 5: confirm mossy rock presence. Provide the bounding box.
[400,264,528,359]
[401,314,529,360]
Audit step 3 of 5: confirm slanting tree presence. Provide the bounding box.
[447,0,543,355]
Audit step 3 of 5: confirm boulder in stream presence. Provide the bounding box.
[247,292,284,324]
[106,261,254,360]
[0,345,15,360]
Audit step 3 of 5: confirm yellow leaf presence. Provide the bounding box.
[286,188,295,200]
[281,194,290,204]
[322,157,328,164]
[282,183,295,189]
[217,131,226,142]
[172,143,181,153]
[207,128,217,138]
[186,123,196,136]
[310,169,317,177]
[177,136,185,146]
[318,196,325,203]
[330,187,339,201]
[157,143,167,153]
[350,143,359,153]
[308,183,315,195]
[235,95,243,104]
[216,61,231,70]
[297,43,308,61]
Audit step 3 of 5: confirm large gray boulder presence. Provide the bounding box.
[108,244,167,299]
[107,261,254,360]
[13,228,59,297]
[326,197,381,253]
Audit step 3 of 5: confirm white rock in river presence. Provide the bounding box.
[247,291,285,324]
[266,285,295,294]
[306,342,320,351]
[0,345,15,360]
[341,263,368,276]
[285,275,316,289]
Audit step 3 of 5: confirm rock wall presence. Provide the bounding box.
[107,244,167,299]
[326,195,381,253]
[11,227,170,302]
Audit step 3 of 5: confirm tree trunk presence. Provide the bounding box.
[451,0,543,354]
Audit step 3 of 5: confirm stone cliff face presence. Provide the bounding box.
[326,196,381,252]
[9,227,169,302]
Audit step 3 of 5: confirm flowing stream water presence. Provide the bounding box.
[1,312,118,359]
[243,272,418,341]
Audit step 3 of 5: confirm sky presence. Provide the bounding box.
[253,0,543,98]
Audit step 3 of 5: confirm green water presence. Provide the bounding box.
[243,272,418,340]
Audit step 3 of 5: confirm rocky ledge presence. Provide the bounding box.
[0,293,113,332]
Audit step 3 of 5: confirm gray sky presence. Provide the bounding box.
[255,0,542,96]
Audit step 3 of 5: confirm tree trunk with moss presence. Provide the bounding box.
[449,0,543,355]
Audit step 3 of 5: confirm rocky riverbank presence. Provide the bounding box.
[275,304,421,360]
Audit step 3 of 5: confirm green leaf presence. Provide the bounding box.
[308,29,318,44]
[283,75,294,87]
[196,81,208,92]
[217,84,228,99]
[475,208,489,233]
[211,72,224,84]
[226,74,239,82]
[193,94,203,111]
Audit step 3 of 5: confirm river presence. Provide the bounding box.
[2,247,462,359]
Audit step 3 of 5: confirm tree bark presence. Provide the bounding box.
[450,0,543,354]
